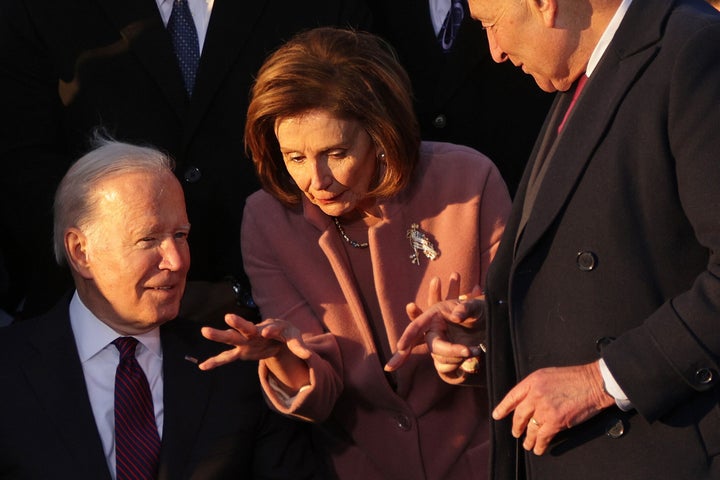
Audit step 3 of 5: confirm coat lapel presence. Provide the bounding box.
[513,0,667,265]
[24,307,112,479]
[183,0,267,143]
[157,324,214,480]
[94,0,188,118]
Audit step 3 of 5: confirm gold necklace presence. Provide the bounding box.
[332,217,369,249]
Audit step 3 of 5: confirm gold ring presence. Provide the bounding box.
[530,417,541,427]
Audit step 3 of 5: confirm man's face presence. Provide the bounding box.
[468,0,579,92]
[77,170,190,335]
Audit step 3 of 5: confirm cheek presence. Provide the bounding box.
[285,164,309,189]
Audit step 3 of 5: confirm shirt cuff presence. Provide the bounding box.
[598,358,634,411]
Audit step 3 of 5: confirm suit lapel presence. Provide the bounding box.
[94,0,188,118]
[157,324,214,480]
[513,0,666,264]
[24,306,112,479]
[183,0,267,143]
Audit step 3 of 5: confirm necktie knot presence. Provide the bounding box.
[438,0,465,52]
[113,336,139,360]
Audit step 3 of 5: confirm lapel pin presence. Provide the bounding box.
[407,223,439,265]
[184,355,199,364]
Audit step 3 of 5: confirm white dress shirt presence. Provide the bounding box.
[156,0,214,52]
[428,0,451,35]
[69,292,164,480]
[585,0,635,411]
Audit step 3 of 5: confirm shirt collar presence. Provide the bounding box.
[69,291,162,363]
[587,0,633,76]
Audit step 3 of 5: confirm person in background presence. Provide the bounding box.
[199,27,511,480]
[366,0,553,196]
[388,0,720,478]
[0,0,371,322]
[0,139,321,479]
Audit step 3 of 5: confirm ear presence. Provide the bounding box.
[534,0,558,28]
[65,228,93,280]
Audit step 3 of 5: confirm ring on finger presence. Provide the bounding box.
[530,417,541,427]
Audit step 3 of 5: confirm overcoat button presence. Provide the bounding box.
[595,336,615,353]
[432,114,447,129]
[395,414,412,431]
[605,418,625,439]
[576,251,598,271]
[184,166,202,183]
[696,368,714,385]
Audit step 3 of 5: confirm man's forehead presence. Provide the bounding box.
[467,0,507,19]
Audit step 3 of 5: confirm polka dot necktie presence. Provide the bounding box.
[167,0,200,96]
[113,337,161,480]
[438,0,465,53]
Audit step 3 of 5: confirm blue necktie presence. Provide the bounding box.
[438,0,465,53]
[167,0,200,95]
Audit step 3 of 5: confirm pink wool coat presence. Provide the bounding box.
[241,142,511,480]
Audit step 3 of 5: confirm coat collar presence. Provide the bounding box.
[513,0,670,264]
[23,298,113,479]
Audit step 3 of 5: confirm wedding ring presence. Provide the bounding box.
[530,417,541,427]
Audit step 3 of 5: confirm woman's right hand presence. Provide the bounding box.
[199,314,312,371]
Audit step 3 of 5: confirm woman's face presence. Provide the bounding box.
[275,109,380,218]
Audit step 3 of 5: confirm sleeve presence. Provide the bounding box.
[602,21,720,421]
[241,199,343,422]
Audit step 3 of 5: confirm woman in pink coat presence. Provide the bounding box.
[200,27,511,480]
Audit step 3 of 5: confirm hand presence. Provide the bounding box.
[384,273,486,373]
[491,361,616,455]
[199,314,311,370]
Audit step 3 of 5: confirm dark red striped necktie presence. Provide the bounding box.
[113,337,161,480]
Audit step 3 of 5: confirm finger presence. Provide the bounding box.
[223,313,257,335]
[430,353,465,374]
[523,418,540,452]
[492,382,530,421]
[200,326,246,345]
[445,272,461,300]
[395,303,430,352]
[405,302,424,321]
[511,403,536,438]
[427,276,442,305]
[198,348,242,371]
[285,336,313,360]
[533,429,554,456]
[426,334,471,358]
[384,349,412,371]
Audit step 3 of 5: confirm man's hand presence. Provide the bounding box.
[492,361,616,455]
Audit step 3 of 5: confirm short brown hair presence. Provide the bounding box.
[245,27,421,206]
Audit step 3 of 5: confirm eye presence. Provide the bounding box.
[283,153,305,164]
[174,231,189,241]
[327,149,347,159]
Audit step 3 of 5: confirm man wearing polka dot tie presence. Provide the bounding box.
[0,0,372,326]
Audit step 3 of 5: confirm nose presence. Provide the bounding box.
[158,237,189,272]
[486,30,509,63]
[310,159,333,191]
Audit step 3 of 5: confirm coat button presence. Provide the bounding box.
[595,336,615,353]
[695,368,714,385]
[432,114,447,129]
[576,251,598,271]
[184,166,202,183]
[394,413,412,431]
[605,418,625,439]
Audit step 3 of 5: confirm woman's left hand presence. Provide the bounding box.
[384,273,486,373]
